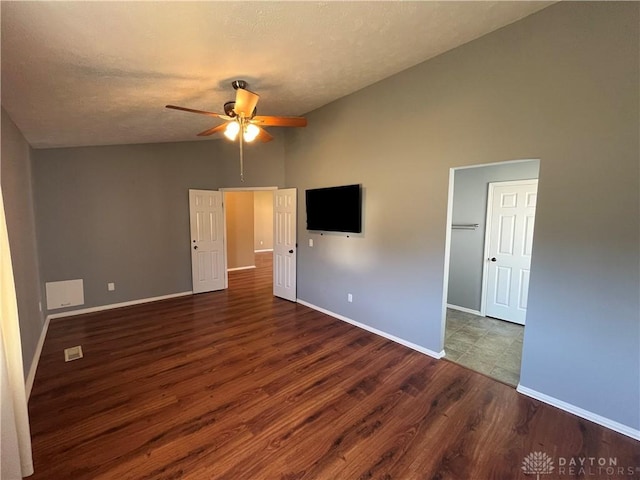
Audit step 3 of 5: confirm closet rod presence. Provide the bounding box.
[451,223,479,230]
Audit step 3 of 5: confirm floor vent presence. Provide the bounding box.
[64,346,84,362]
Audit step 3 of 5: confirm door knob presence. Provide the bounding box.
[490,257,496,262]
[289,249,294,254]
[194,246,198,250]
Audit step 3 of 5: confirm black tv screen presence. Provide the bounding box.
[305,184,362,233]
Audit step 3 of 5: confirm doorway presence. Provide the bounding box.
[223,187,297,301]
[189,187,297,301]
[441,159,539,386]
[224,189,275,273]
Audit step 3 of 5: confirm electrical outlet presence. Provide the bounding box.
[107,282,115,291]
[347,293,353,303]
[309,239,314,247]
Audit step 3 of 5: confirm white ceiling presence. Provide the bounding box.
[1,1,553,149]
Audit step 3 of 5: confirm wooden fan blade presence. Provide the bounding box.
[252,115,307,127]
[166,105,222,118]
[234,89,260,117]
[256,127,273,143]
[197,122,228,137]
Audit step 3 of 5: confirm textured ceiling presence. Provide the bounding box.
[1,1,553,149]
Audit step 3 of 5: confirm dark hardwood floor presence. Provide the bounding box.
[28,253,638,479]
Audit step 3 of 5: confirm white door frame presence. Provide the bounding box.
[439,159,540,348]
[219,186,278,289]
[480,179,538,321]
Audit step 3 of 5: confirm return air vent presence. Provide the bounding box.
[64,346,83,362]
[46,279,84,310]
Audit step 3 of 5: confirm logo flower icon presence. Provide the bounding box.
[522,451,554,480]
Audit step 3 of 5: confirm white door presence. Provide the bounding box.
[484,180,538,325]
[273,188,297,301]
[189,189,226,294]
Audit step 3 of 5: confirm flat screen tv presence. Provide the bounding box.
[305,184,362,233]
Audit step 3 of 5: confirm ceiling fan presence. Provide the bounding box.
[166,80,307,181]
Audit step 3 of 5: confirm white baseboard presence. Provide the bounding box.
[296,299,444,359]
[227,265,256,272]
[46,291,193,320]
[25,316,51,399]
[516,384,640,441]
[254,249,273,253]
[447,304,482,316]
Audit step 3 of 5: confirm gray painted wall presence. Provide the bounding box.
[1,107,44,378]
[32,135,285,314]
[285,2,639,431]
[448,160,539,311]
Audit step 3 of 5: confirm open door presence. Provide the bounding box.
[189,189,226,294]
[273,188,297,301]
[483,179,538,324]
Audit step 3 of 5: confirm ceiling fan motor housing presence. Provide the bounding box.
[231,80,248,90]
[224,101,237,117]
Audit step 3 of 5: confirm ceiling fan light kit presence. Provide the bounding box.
[167,80,307,182]
[223,120,259,142]
[224,121,240,141]
[244,123,260,142]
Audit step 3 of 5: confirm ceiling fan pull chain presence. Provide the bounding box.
[239,129,245,182]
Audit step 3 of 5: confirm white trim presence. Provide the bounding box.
[220,190,229,291]
[254,249,274,253]
[227,265,256,272]
[25,316,51,399]
[517,384,640,441]
[440,168,456,350]
[219,186,278,192]
[453,158,541,171]
[297,299,444,359]
[446,304,482,316]
[46,291,193,320]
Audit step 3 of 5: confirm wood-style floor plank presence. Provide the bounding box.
[28,253,639,479]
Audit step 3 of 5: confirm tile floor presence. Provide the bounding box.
[444,308,524,386]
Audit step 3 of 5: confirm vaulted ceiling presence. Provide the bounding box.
[1,1,553,149]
